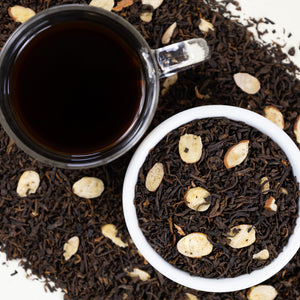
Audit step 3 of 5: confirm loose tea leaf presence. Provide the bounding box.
[112,0,133,12]
[141,0,163,10]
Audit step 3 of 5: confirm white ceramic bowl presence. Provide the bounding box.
[122,105,300,293]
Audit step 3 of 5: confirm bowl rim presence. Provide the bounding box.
[122,105,300,293]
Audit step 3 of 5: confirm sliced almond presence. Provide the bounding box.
[125,268,150,281]
[179,134,203,164]
[161,22,177,44]
[16,170,40,197]
[224,140,249,169]
[185,293,198,300]
[198,18,214,33]
[253,249,270,260]
[260,177,270,194]
[233,73,261,95]
[247,285,278,300]
[140,11,153,22]
[145,162,164,192]
[184,187,211,211]
[63,236,79,261]
[101,224,128,248]
[72,177,104,199]
[89,0,114,11]
[161,73,178,95]
[263,106,284,129]
[174,224,186,236]
[8,5,36,23]
[227,224,256,249]
[177,232,213,258]
[279,187,288,195]
[293,115,300,144]
[264,196,277,212]
[142,0,163,9]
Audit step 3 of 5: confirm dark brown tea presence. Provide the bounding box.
[9,20,144,155]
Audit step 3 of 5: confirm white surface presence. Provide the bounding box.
[222,0,300,68]
[123,105,300,292]
[1,0,300,298]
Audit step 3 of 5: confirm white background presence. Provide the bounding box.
[0,1,299,299]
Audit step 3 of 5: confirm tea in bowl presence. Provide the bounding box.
[122,105,300,292]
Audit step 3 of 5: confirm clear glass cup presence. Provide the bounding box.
[0,4,209,169]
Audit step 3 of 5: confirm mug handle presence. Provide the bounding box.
[153,38,210,78]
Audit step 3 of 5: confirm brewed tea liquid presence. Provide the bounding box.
[10,21,144,155]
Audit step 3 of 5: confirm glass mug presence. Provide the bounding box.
[0,4,209,169]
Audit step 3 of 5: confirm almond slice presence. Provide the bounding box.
[264,196,277,212]
[224,140,249,169]
[198,18,214,33]
[247,285,278,300]
[145,162,164,192]
[8,5,36,23]
[185,293,198,300]
[177,232,213,258]
[161,22,177,44]
[294,115,300,144]
[233,73,261,94]
[101,224,128,248]
[125,267,151,281]
[179,134,203,164]
[161,73,178,95]
[140,11,153,22]
[184,187,211,211]
[16,170,40,197]
[89,0,115,11]
[142,0,164,9]
[72,177,104,199]
[253,249,270,260]
[63,236,80,261]
[260,177,270,194]
[227,224,256,249]
[263,106,284,129]
[280,187,288,195]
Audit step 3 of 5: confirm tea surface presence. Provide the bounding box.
[10,20,143,155]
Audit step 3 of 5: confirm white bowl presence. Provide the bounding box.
[122,105,300,293]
